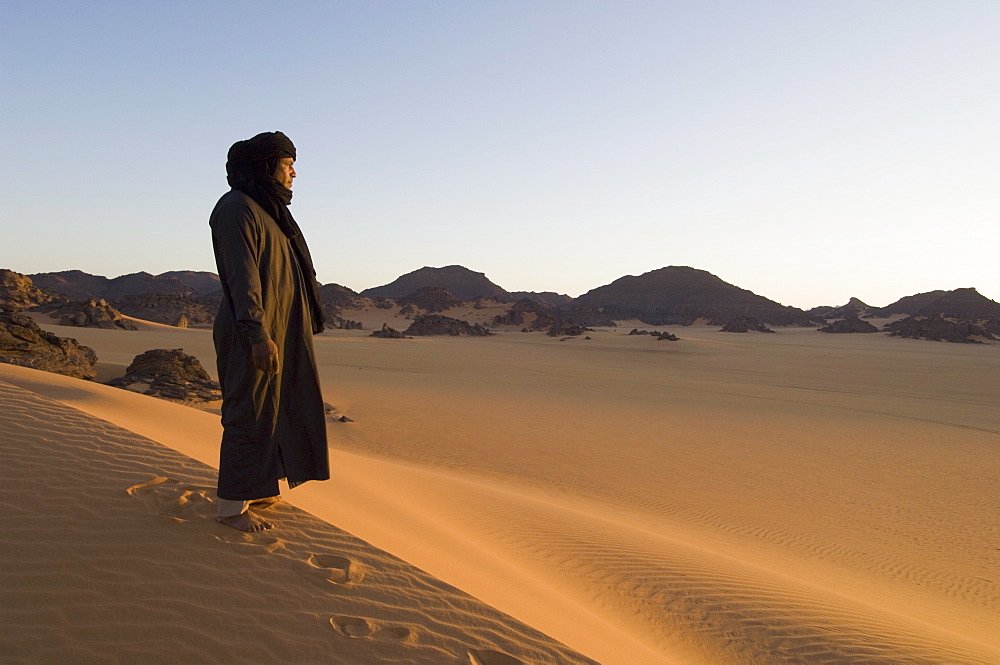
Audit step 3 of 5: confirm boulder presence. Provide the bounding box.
[404,315,492,337]
[107,349,221,402]
[817,316,879,334]
[0,310,97,379]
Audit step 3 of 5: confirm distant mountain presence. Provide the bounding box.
[29,270,194,300]
[318,283,364,315]
[808,297,873,319]
[916,288,1000,320]
[361,265,513,302]
[868,290,949,317]
[157,271,221,296]
[510,291,573,307]
[568,266,816,326]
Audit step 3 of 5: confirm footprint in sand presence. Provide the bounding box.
[212,531,282,555]
[329,616,413,643]
[468,650,525,665]
[126,477,214,522]
[308,553,360,584]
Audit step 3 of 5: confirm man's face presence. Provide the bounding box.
[274,157,296,189]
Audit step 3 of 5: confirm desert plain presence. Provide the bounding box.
[2,311,998,665]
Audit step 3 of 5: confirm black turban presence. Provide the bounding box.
[226,131,296,190]
[223,131,326,334]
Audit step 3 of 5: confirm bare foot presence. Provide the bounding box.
[218,512,274,532]
[249,495,282,509]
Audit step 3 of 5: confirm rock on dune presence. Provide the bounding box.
[0,269,61,311]
[37,298,138,330]
[107,349,221,402]
[0,309,97,379]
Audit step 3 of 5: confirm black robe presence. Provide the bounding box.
[210,189,328,500]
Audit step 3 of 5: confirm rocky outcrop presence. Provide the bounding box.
[492,298,559,329]
[885,315,997,343]
[0,309,97,379]
[0,269,61,311]
[720,317,775,333]
[628,328,679,341]
[112,294,214,327]
[404,315,492,337]
[370,324,406,338]
[362,265,513,302]
[107,349,221,402]
[398,286,463,313]
[817,316,879,334]
[38,299,138,330]
[329,317,363,330]
[570,266,815,327]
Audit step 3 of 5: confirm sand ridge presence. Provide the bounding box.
[0,373,598,665]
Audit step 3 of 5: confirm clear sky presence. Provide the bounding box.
[2,1,997,309]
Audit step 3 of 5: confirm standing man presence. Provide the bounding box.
[210,131,329,531]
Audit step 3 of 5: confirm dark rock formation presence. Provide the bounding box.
[720,317,775,333]
[547,323,593,337]
[809,297,873,319]
[628,328,679,340]
[370,324,406,338]
[362,265,513,302]
[817,315,879,334]
[492,298,559,329]
[398,286,463,313]
[112,294,215,327]
[569,266,815,326]
[38,299,138,330]
[0,269,61,311]
[108,349,221,402]
[885,314,997,343]
[404,315,492,337]
[0,309,97,379]
[373,297,394,310]
[329,317,363,330]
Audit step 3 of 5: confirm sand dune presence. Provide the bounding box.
[4,319,999,664]
[0,368,597,665]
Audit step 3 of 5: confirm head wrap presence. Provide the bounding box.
[226,131,296,191]
[225,131,326,333]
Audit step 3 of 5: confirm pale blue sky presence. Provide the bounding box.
[2,1,997,309]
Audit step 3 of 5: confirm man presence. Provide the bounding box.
[209,131,329,532]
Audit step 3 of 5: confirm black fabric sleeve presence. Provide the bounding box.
[211,201,270,345]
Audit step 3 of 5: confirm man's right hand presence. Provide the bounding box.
[251,340,280,374]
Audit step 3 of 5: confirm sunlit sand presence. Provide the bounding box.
[3,317,998,664]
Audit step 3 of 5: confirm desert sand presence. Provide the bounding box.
[3,316,998,664]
